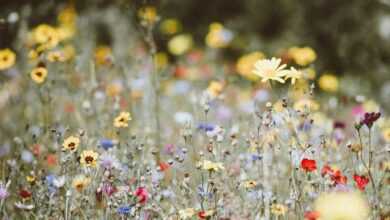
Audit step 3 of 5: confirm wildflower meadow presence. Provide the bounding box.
[0,1,389,220]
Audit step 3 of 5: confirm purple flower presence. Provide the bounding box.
[360,112,381,128]
[197,123,215,132]
[0,182,9,200]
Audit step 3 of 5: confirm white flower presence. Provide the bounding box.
[53,176,66,188]
[253,57,288,83]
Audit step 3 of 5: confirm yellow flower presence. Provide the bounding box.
[314,191,369,220]
[72,175,91,192]
[26,175,36,183]
[62,136,80,152]
[382,128,390,142]
[168,34,193,56]
[293,98,320,112]
[94,46,112,66]
[58,5,77,26]
[205,22,233,48]
[114,111,132,128]
[28,50,39,61]
[33,24,60,49]
[243,180,257,189]
[318,74,338,92]
[30,67,48,84]
[207,81,224,98]
[160,18,181,35]
[271,203,288,216]
[47,51,66,62]
[363,99,380,113]
[236,52,265,81]
[200,160,224,172]
[178,208,195,219]
[381,160,390,172]
[106,83,122,97]
[138,6,158,25]
[252,57,288,83]
[288,46,317,66]
[154,52,168,70]
[0,48,16,70]
[284,67,302,85]
[80,150,99,167]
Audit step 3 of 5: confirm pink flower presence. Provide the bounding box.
[351,105,364,118]
[134,187,148,204]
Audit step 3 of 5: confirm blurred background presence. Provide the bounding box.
[1,0,390,101]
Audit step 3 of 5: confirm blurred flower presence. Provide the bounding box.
[53,176,65,188]
[284,67,302,85]
[14,202,34,210]
[198,210,214,219]
[271,203,288,216]
[154,52,168,70]
[301,158,317,172]
[382,128,390,142]
[0,182,9,200]
[236,51,265,81]
[114,111,131,128]
[0,48,16,70]
[207,81,224,98]
[253,57,288,83]
[294,98,320,112]
[94,46,112,66]
[243,180,257,189]
[168,34,193,56]
[314,191,369,220]
[199,160,224,172]
[353,174,369,191]
[138,6,158,25]
[318,74,338,92]
[19,189,32,199]
[100,153,121,170]
[288,46,317,66]
[205,22,233,48]
[80,150,99,167]
[134,187,148,204]
[160,18,181,35]
[117,205,132,215]
[72,175,91,192]
[179,208,196,219]
[58,5,77,26]
[47,50,66,62]
[62,136,80,152]
[99,139,115,150]
[30,67,48,84]
[304,211,320,220]
[32,24,60,49]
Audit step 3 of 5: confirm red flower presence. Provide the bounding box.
[19,189,32,199]
[301,158,317,172]
[159,161,170,172]
[353,174,369,191]
[331,170,348,185]
[198,211,206,219]
[304,211,320,220]
[134,187,148,204]
[321,164,333,177]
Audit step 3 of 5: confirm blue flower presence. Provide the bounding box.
[117,205,132,215]
[197,123,215,132]
[100,139,114,150]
